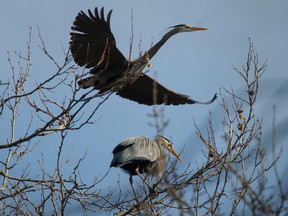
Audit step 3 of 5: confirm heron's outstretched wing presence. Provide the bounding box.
[70,7,127,74]
[117,73,217,105]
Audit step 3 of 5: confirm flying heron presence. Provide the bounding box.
[110,135,183,199]
[70,7,217,105]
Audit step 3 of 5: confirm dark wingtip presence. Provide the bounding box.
[211,93,218,103]
[205,93,217,104]
[107,9,113,24]
[191,93,217,105]
[100,7,105,19]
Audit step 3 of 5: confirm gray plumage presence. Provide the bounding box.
[110,136,182,177]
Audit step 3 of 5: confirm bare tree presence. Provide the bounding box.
[0,26,287,216]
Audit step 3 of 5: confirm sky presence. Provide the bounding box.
[1,0,288,214]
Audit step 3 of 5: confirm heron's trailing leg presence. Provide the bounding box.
[79,88,95,100]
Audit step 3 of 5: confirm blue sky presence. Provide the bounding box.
[1,0,288,213]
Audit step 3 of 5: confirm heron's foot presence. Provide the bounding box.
[147,60,152,68]
[147,184,160,199]
[144,52,152,68]
[134,200,149,211]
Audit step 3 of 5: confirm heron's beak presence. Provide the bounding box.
[190,26,208,31]
[170,147,183,162]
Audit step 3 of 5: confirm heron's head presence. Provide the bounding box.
[170,24,208,33]
[155,135,183,162]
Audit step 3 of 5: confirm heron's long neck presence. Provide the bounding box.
[146,28,179,59]
[150,149,167,177]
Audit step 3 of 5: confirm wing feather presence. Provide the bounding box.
[117,73,217,105]
[70,7,127,74]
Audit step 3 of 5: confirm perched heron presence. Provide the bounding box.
[70,7,217,105]
[110,135,183,199]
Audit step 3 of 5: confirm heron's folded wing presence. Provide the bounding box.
[111,136,160,167]
[117,73,217,105]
